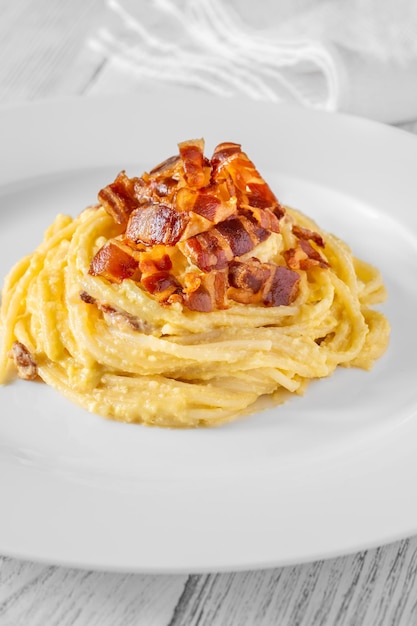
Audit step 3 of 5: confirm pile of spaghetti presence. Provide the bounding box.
[0,140,390,427]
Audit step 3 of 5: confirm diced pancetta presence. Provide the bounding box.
[126,203,188,246]
[284,239,329,271]
[90,139,329,311]
[98,171,142,225]
[89,241,139,283]
[9,341,38,380]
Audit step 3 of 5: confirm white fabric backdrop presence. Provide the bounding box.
[85,0,417,123]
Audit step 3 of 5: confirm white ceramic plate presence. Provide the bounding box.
[1,94,417,573]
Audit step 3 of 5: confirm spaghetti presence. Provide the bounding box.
[0,140,390,427]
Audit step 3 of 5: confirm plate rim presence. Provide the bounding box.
[1,93,417,573]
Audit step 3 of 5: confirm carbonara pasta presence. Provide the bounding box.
[0,140,390,427]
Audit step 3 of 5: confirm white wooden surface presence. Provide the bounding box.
[1,1,417,624]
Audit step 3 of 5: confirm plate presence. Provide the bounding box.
[1,94,417,573]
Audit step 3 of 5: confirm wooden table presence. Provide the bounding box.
[1,1,417,624]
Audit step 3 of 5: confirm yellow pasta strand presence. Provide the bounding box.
[0,205,390,427]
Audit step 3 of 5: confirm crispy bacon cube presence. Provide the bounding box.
[89,241,139,283]
[90,139,329,311]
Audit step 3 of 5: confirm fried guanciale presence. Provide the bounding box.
[89,139,328,312]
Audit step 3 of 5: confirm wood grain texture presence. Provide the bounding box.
[1,1,417,625]
[2,540,417,625]
[167,541,417,626]
[0,557,186,626]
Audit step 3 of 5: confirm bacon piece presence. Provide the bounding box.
[178,139,208,189]
[89,140,330,312]
[141,271,182,302]
[211,142,242,174]
[175,186,237,239]
[228,259,271,293]
[284,240,329,271]
[227,287,260,305]
[184,286,212,312]
[211,142,282,216]
[103,310,153,333]
[246,182,283,212]
[138,249,181,303]
[80,290,96,304]
[292,224,325,247]
[239,214,271,248]
[216,215,270,256]
[183,272,202,294]
[283,246,307,270]
[181,230,233,272]
[132,175,176,205]
[176,185,237,223]
[202,270,228,309]
[153,177,178,199]
[179,213,214,241]
[89,241,139,283]
[138,250,172,275]
[262,266,300,306]
[228,259,271,304]
[193,190,237,224]
[243,206,281,233]
[215,217,254,257]
[98,171,142,225]
[9,341,37,380]
[181,214,271,272]
[149,154,180,176]
[192,192,221,221]
[175,187,198,213]
[80,292,153,333]
[227,259,299,306]
[300,240,329,267]
[184,270,228,312]
[137,158,183,205]
[126,203,188,246]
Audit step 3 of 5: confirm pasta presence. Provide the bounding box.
[0,140,390,427]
